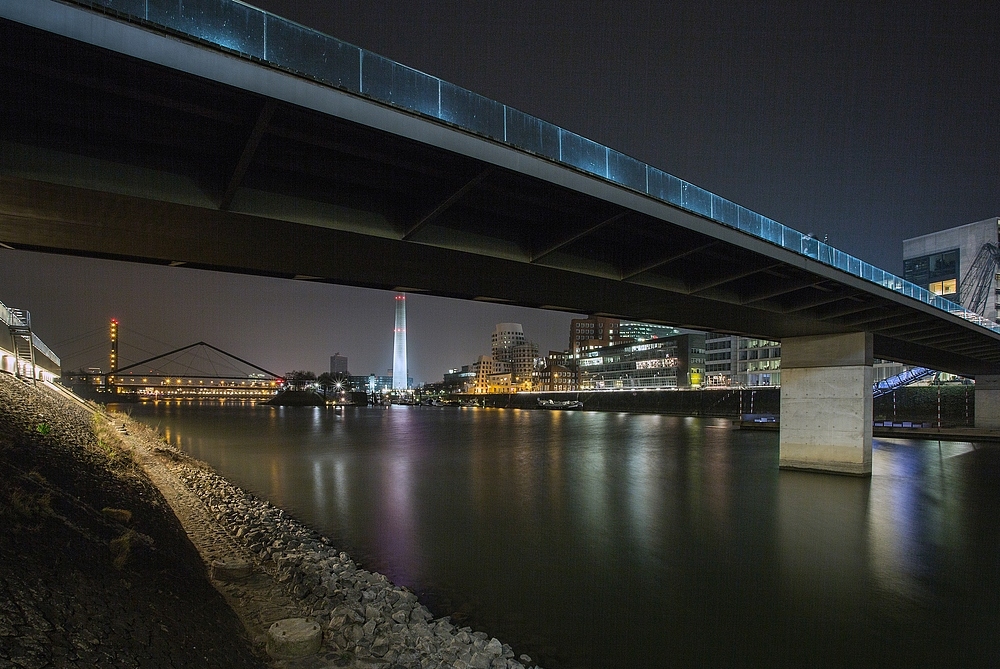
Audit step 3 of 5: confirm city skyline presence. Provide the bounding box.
[2,0,997,384]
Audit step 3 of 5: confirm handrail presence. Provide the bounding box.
[0,299,60,366]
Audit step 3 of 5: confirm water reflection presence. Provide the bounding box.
[776,470,870,610]
[119,403,1000,668]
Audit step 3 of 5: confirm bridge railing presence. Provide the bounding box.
[67,0,1000,336]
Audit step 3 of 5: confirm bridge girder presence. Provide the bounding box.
[2,5,1000,377]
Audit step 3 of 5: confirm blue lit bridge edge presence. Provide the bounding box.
[67,0,1000,337]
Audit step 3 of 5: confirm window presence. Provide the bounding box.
[905,249,959,297]
[929,278,957,296]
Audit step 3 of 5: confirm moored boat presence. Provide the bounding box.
[537,398,583,410]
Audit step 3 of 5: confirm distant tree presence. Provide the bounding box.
[284,370,316,391]
[316,372,335,399]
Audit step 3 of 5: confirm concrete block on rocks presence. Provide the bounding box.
[266,618,322,659]
[210,558,251,581]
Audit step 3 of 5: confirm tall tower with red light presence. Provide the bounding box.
[109,318,118,387]
[392,294,407,390]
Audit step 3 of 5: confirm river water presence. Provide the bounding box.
[120,402,1000,668]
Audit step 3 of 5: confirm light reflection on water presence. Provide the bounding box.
[121,402,1000,668]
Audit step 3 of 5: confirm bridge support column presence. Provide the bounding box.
[974,376,1000,429]
[779,332,873,476]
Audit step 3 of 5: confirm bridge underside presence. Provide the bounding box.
[2,14,998,381]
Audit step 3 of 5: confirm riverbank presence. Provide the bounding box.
[0,374,538,669]
[0,373,266,668]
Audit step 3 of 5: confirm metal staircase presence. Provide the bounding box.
[7,308,36,384]
[872,367,935,398]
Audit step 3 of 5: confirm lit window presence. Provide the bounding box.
[929,279,957,296]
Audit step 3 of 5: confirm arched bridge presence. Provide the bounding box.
[2,0,1000,474]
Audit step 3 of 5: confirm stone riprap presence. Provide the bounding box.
[126,414,539,669]
[0,370,543,669]
[0,374,268,669]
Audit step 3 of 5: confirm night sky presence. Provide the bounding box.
[3,1,998,383]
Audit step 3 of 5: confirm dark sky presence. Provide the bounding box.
[3,0,999,383]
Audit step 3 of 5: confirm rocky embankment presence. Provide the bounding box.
[0,373,266,668]
[0,374,543,669]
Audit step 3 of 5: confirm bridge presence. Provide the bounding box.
[108,341,283,400]
[3,0,1000,475]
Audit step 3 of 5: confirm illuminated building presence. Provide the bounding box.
[736,338,781,387]
[472,355,510,394]
[617,321,680,342]
[491,323,525,361]
[577,334,705,389]
[538,364,576,392]
[705,335,781,387]
[443,365,476,392]
[704,333,734,386]
[569,316,619,357]
[510,341,540,388]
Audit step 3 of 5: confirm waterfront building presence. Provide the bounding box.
[570,316,620,357]
[61,368,107,393]
[577,334,706,389]
[486,372,516,394]
[735,338,781,387]
[491,323,526,362]
[392,294,408,389]
[903,217,1000,319]
[617,321,680,342]
[443,365,476,393]
[704,333,736,386]
[349,374,395,398]
[547,350,575,367]
[472,355,510,394]
[538,364,576,392]
[330,354,348,375]
[510,341,541,389]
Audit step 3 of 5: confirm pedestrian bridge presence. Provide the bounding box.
[3,0,1000,474]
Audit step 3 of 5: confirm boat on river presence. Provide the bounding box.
[537,398,583,410]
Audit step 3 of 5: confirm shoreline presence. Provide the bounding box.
[116,412,538,669]
[0,373,540,668]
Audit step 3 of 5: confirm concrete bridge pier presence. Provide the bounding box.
[778,332,873,476]
[975,376,1000,428]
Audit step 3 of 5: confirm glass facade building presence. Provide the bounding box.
[577,334,705,390]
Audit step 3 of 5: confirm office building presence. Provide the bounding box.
[577,334,705,389]
[704,333,735,386]
[330,354,348,374]
[538,364,576,392]
[735,338,781,387]
[903,217,1000,320]
[618,321,680,342]
[570,316,619,357]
